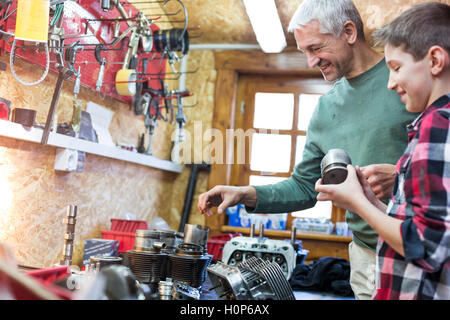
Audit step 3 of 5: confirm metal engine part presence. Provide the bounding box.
[126,229,172,288]
[207,257,295,300]
[321,148,352,184]
[221,225,308,280]
[87,255,123,273]
[168,242,212,290]
[183,224,209,252]
[60,205,77,266]
[100,264,144,300]
[172,279,201,300]
[126,250,167,285]
[125,225,212,300]
[158,279,173,300]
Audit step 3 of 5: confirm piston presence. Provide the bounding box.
[320,149,352,184]
[183,224,209,253]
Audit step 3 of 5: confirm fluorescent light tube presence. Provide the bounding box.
[243,0,287,53]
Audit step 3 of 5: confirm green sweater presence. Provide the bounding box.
[247,59,418,251]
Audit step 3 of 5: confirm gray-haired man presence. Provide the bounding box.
[198,0,418,299]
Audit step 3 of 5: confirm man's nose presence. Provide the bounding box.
[306,52,320,68]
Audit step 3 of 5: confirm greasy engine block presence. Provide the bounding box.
[221,226,308,280]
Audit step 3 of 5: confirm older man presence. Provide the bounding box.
[198,0,418,299]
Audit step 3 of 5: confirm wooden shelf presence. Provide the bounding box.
[0,119,183,173]
[221,225,352,243]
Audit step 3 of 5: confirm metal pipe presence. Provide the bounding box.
[291,227,297,245]
[178,163,211,233]
[250,224,256,238]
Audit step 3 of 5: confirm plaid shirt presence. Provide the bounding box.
[374,94,450,300]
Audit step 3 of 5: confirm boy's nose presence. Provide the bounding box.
[387,73,397,90]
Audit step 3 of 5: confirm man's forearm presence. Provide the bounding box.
[241,186,257,209]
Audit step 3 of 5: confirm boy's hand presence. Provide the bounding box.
[315,164,367,213]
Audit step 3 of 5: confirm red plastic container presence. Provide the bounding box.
[27,265,71,284]
[101,219,148,253]
[110,219,148,232]
[26,265,73,300]
[207,233,242,261]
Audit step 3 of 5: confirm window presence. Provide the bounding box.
[233,75,333,221]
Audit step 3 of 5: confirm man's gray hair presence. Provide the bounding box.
[372,2,450,61]
[288,0,365,40]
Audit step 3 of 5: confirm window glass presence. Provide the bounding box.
[250,133,291,172]
[295,135,307,165]
[291,201,332,219]
[298,94,321,131]
[249,175,286,186]
[254,92,294,130]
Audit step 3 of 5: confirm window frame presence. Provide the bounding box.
[231,74,336,225]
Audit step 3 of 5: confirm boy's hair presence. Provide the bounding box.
[287,0,365,41]
[372,2,450,61]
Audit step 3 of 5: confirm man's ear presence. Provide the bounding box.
[428,45,449,76]
[342,21,358,45]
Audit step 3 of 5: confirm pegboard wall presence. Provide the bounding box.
[0,0,173,105]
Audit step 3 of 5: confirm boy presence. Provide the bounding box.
[315,2,450,299]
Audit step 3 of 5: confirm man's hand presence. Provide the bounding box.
[359,164,396,200]
[197,185,257,216]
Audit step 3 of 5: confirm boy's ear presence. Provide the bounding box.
[428,45,449,76]
[342,21,358,45]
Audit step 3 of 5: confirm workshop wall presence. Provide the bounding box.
[0,2,217,269]
[164,49,216,230]
[0,54,179,268]
[0,43,216,270]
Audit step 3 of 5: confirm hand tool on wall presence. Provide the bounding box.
[159,78,173,123]
[94,44,106,93]
[143,98,159,155]
[41,66,74,145]
[71,68,82,134]
[132,57,149,115]
[63,41,85,134]
[41,29,77,145]
[173,89,189,142]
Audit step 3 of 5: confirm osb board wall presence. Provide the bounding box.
[0,52,204,268]
[163,50,216,231]
[0,3,218,268]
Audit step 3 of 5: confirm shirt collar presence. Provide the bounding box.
[406,94,450,134]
